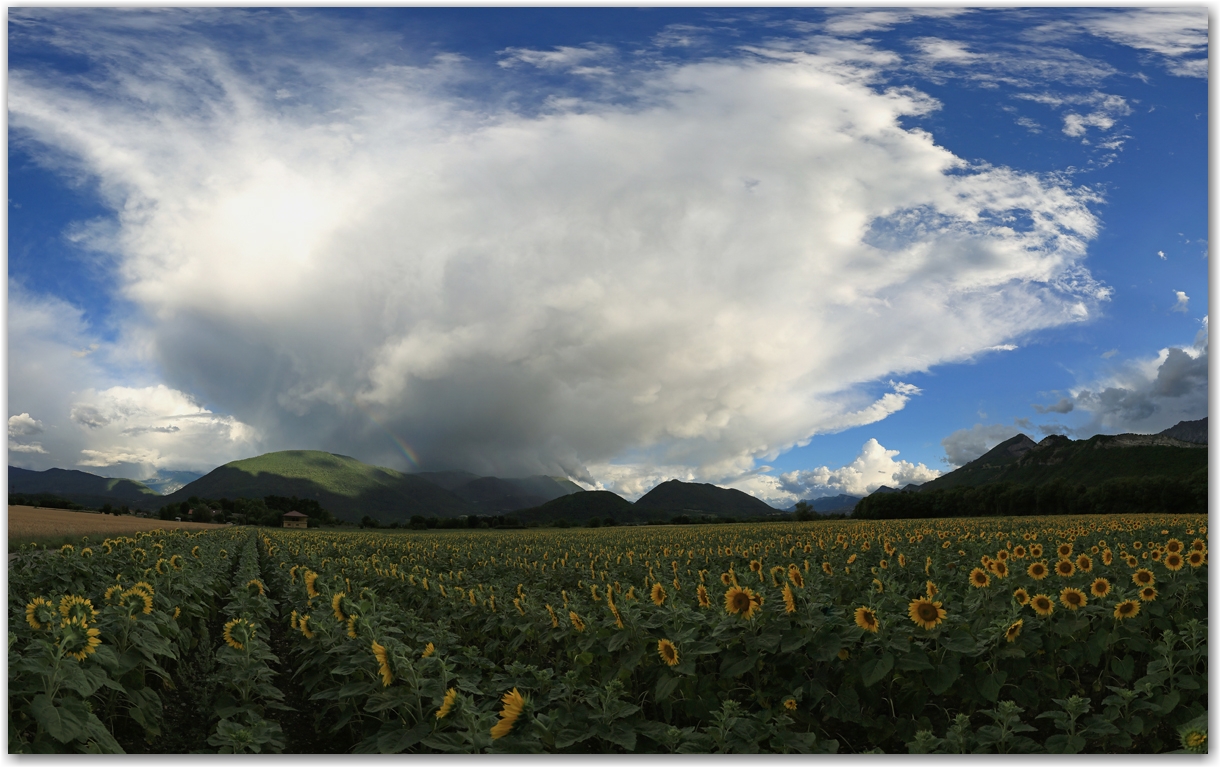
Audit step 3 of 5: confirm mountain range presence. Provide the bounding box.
[9,417,1206,523]
[9,450,777,524]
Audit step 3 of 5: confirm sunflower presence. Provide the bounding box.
[118,589,153,621]
[898,553,907,568]
[1075,554,1093,572]
[657,638,680,666]
[1164,552,1184,571]
[1057,543,1073,559]
[651,583,667,606]
[992,561,1009,578]
[1012,545,1027,559]
[1102,549,1114,566]
[1029,544,1043,558]
[58,617,102,661]
[1027,561,1049,580]
[873,578,884,593]
[1179,725,1207,754]
[436,688,458,719]
[25,597,55,630]
[907,597,945,630]
[782,583,797,614]
[545,604,558,628]
[191,545,201,558]
[996,550,1009,562]
[1113,599,1140,620]
[169,554,183,571]
[299,614,315,639]
[1059,587,1087,610]
[822,562,834,576]
[724,586,760,619]
[58,595,98,625]
[1013,588,1030,606]
[969,568,990,588]
[1187,550,1205,567]
[223,618,255,651]
[1055,559,1075,577]
[245,578,265,597]
[1139,586,1157,602]
[304,570,320,598]
[1191,538,1207,552]
[1030,594,1054,617]
[696,584,711,608]
[60,544,75,555]
[837,649,850,661]
[371,641,394,686]
[854,606,879,633]
[154,558,168,575]
[925,580,939,598]
[490,688,527,739]
[720,572,733,586]
[1090,578,1111,598]
[172,607,181,620]
[569,611,586,632]
[784,698,798,711]
[1005,619,1023,643]
[1132,568,1155,587]
[788,567,805,588]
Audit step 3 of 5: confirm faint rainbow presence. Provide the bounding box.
[341,393,420,470]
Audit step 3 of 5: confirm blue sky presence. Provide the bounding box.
[7,8,1209,503]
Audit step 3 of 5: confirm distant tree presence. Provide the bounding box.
[360,515,380,529]
[793,501,815,522]
[586,517,601,528]
[603,517,617,527]
[552,519,571,528]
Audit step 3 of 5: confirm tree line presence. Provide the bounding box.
[852,472,1207,520]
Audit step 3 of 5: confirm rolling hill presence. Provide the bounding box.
[634,480,779,518]
[513,490,635,525]
[155,451,477,523]
[9,467,161,509]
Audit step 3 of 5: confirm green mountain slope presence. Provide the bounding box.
[514,490,634,525]
[9,467,160,508]
[634,480,778,518]
[154,451,476,522]
[919,432,1206,492]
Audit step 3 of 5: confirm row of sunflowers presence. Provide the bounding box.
[8,513,1208,752]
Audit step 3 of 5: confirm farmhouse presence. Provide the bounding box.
[282,510,309,529]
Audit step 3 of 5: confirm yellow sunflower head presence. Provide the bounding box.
[490,688,527,740]
[696,584,711,608]
[58,595,98,625]
[222,618,255,651]
[1027,561,1048,580]
[724,586,760,619]
[907,597,945,630]
[1057,543,1073,559]
[1013,588,1030,605]
[371,640,394,686]
[1055,559,1075,577]
[657,638,680,666]
[854,606,879,633]
[1030,594,1054,617]
[1090,578,1111,598]
[1164,552,1184,571]
[1005,619,1023,643]
[1059,587,1087,611]
[782,583,797,614]
[1132,568,1155,587]
[650,583,667,606]
[436,688,458,719]
[969,568,990,588]
[25,597,55,631]
[1113,599,1140,621]
[58,617,102,661]
[1139,586,1157,602]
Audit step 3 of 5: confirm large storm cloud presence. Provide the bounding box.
[8,10,1112,493]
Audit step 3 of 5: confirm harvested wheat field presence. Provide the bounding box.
[8,505,225,543]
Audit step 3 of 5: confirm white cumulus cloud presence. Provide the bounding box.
[8,10,1112,486]
[776,439,942,499]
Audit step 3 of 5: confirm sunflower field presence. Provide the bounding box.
[8,513,1208,753]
